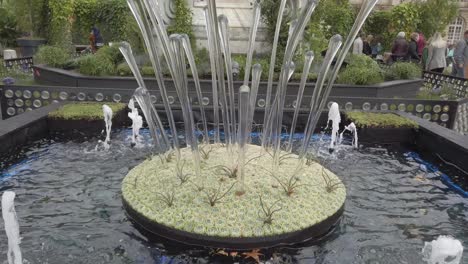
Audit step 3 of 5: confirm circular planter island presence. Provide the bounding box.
[122,144,346,249]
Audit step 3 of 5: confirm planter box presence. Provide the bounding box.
[33,65,423,98]
[356,127,416,145]
[47,108,129,138]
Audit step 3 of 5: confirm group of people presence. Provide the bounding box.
[352,30,468,79]
[352,33,383,58]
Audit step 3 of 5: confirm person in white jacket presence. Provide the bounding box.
[353,33,364,55]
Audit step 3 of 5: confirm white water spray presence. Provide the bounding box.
[328,102,341,150]
[422,235,463,264]
[128,99,143,147]
[339,122,358,148]
[2,191,23,264]
[102,105,113,149]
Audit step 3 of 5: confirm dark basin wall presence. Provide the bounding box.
[34,65,423,98]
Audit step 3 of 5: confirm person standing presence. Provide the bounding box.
[446,44,455,67]
[425,32,447,73]
[453,30,468,78]
[407,32,420,62]
[371,36,383,58]
[90,27,104,53]
[353,33,364,55]
[391,32,408,62]
[363,35,373,56]
[417,30,426,58]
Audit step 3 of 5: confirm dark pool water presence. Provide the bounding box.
[0,129,467,264]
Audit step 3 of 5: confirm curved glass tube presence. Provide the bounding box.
[300,35,343,157]
[264,0,288,132]
[203,6,221,144]
[287,51,314,151]
[243,0,261,86]
[127,0,180,155]
[237,85,250,193]
[218,15,237,144]
[248,64,262,138]
[181,34,210,143]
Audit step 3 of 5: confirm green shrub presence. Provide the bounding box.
[338,55,384,85]
[116,62,132,76]
[141,66,154,76]
[78,54,115,76]
[387,62,421,80]
[61,58,80,70]
[35,46,71,68]
[232,54,271,81]
[96,45,123,65]
[346,112,418,128]
[49,102,127,120]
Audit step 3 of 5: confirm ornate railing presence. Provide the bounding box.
[2,57,34,73]
[423,71,468,99]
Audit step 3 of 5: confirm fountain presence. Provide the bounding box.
[422,236,464,264]
[2,191,22,264]
[128,98,143,147]
[120,0,380,249]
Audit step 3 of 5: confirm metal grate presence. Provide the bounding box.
[423,71,468,99]
[3,57,34,73]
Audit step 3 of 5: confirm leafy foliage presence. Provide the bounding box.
[346,112,419,129]
[72,0,142,49]
[175,160,191,185]
[35,46,71,68]
[417,82,460,100]
[0,7,20,47]
[364,10,393,51]
[320,166,344,193]
[417,0,458,37]
[385,62,421,80]
[155,189,176,207]
[390,3,421,37]
[337,55,384,85]
[307,0,355,40]
[95,46,123,65]
[48,102,126,120]
[78,54,116,76]
[116,62,132,76]
[0,59,34,85]
[258,196,282,225]
[201,182,236,207]
[260,0,290,67]
[12,0,49,38]
[167,0,194,47]
[268,166,308,197]
[48,0,74,48]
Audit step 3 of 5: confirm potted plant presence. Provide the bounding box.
[13,0,48,57]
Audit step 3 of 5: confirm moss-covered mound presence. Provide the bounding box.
[122,145,346,240]
[49,102,126,120]
[347,112,418,129]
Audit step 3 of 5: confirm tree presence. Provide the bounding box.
[417,0,458,37]
[305,0,356,53]
[390,3,421,37]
